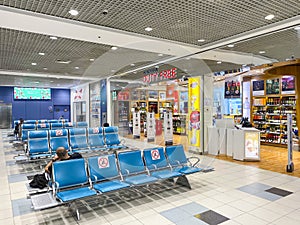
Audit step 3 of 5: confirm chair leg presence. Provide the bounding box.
[175,175,191,189]
[67,201,80,221]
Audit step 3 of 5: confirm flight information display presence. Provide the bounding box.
[14,87,51,100]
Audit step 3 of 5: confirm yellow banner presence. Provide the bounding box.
[188,77,200,147]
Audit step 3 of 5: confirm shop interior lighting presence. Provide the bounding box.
[68,9,79,16]
[265,14,275,20]
[145,27,153,32]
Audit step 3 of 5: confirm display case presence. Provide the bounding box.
[172,114,187,135]
[159,101,172,120]
[118,101,130,135]
[89,82,101,127]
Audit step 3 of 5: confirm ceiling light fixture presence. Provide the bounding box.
[217,61,222,64]
[31,62,37,65]
[111,70,116,73]
[50,36,58,40]
[111,46,118,50]
[38,52,45,56]
[43,67,48,70]
[34,81,40,84]
[68,9,79,16]
[75,66,79,69]
[158,53,163,57]
[259,51,266,54]
[89,58,95,61]
[294,26,300,30]
[130,63,135,66]
[145,27,153,32]
[197,39,205,42]
[265,14,275,20]
[227,44,235,48]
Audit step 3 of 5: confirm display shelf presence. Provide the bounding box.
[172,114,187,135]
[252,95,297,146]
[118,101,130,135]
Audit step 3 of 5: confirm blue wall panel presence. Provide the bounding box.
[52,89,70,105]
[0,87,13,103]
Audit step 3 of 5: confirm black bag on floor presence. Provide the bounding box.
[29,173,48,189]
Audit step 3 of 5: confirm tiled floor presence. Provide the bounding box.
[1,129,300,224]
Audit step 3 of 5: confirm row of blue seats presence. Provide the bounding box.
[21,122,88,142]
[51,145,201,220]
[25,126,126,160]
[15,119,69,125]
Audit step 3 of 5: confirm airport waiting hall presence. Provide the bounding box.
[1,128,300,225]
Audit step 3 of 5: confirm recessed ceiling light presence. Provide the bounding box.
[133,71,137,74]
[227,44,235,48]
[31,62,37,66]
[265,14,275,20]
[145,27,153,32]
[217,61,222,64]
[158,53,163,57]
[259,51,266,54]
[55,59,71,64]
[68,9,79,16]
[186,57,191,60]
[197,39,205,42]
[111,46,118,50]
[111,69,116,73]
[89,58,95,61]
[50,36,58,40]
[38,52,45,56]
[43,67,48,70]
[75,66,79,69]
[130,63,135,66]
[294,26,300,30]
[50,81,54,82]
[34,81,40,84]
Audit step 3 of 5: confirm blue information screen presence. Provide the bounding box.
[14,87,51,100]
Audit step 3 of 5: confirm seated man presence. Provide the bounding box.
[45,147,82,176]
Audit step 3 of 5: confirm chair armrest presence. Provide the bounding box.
[120,139,126,145]
[125,169,130,175]
[187,156,200,167]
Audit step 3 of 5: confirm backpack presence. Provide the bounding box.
[29,173,48,189]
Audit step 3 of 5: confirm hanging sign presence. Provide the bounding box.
[164,111,173,145]
[133,111,141,139]
[224,79,241,98]
[147,112,156,142]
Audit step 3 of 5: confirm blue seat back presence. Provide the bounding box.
[63,122,74,128]
[76,122,88,128]
[88,127,104,148]
[69,128,88,149]
[52,158,88,189]
[48,119,59,124]
[165,145,188,166]
[28,138,50,154]
[36,123,50,130]
[23,120,37,124]
[118,150,145,175]
[51,122,63,130]
[88,154,119,182]
[21,124,36,141]
[28,130,48,139]
[143,147,168,170]
[104,126,121,146]
[49,129,70,151]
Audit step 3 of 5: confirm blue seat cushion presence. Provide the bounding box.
[151,170,182,179]
[56,187,97,202]
[124,174,158,185]
[93,180,130,193]
[174,166,202,175]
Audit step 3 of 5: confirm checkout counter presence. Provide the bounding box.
[208,119,260,161]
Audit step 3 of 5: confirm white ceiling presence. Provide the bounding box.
[0,1,299,88]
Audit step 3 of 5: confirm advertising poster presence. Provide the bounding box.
[188,77,200,147]
[224,79,241,98]
[164,111,173,145]
[245,132,260,159]
[282,76,295,95]
[266,78,280,95]
[147,112,155,142]
[252,80,265,96]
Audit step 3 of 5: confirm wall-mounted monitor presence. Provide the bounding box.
[14,87,51,100]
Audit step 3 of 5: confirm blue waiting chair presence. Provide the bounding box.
[143,147,181,179]
[76,122,88,128]
[36,123,50,130]
[23,120,37,124]
[49,129,70,153]
[64,122,74,129]
[21,124,36,142]
[52,158,97,220]
[104,126,127,149]
[87,127,106,151]
[51,122,64,130]
[88,154,130,193]
[118,150,158,185]
[27,130,51,159]
[69,128,89,153]
[165,145,202,175]
[48,119,59,124]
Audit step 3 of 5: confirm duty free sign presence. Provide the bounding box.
[143,68,177,83]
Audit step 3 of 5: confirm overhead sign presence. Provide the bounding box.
[143,68,177,83]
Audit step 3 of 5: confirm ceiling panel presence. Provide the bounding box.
[1,0,299,46]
